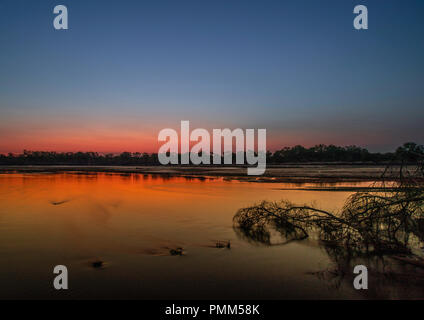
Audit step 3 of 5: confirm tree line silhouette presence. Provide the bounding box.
[0,143,422,165]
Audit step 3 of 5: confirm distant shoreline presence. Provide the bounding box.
[0,164,401,183]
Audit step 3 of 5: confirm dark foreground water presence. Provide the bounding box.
[0,172,422,299]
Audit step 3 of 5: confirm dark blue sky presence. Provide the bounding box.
[0,0,423,152]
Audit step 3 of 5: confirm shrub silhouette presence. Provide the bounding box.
[233,153,424,255]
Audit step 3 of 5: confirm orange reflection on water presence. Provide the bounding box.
[0,172,367,299]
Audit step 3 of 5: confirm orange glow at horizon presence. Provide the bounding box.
[0,123,386,154]
[0,130,161,154]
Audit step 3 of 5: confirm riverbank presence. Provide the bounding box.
[0,164,400,183]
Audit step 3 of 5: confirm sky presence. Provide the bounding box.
[0,0,423,153]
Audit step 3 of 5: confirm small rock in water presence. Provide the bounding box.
[215,240,231,249]
[169,247,184,256]
[92,260,104,268]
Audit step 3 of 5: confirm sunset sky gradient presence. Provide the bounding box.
[1,0,423,153]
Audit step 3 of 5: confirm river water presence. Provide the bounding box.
[0,172,421,299]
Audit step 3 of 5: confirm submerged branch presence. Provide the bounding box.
[233,156,424,255]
